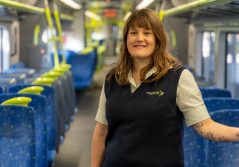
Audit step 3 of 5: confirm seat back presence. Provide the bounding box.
[67,50,97,89]
[0,78,17,93]
[207,109,239,167]
[0,94,47,167]
[200,88,231,98]
[4,68,36,78]
[0,73,26,84]
[184,125,207,167]
[0,105,35,167]
[204,97,239,113]
[0,86,3,94]
[8,84,57,155]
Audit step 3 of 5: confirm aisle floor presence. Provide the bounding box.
[54,88,101,167]
[54,57,116,167]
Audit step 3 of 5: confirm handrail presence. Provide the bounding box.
[60,13,74,21]
[44,0,60,67]
[53,1,66,63]
[0,0,74,21]
[0,0,44,14]
[163,0,234,17]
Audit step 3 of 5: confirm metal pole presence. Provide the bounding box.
[163,0,234,17]
[0,0,44,14]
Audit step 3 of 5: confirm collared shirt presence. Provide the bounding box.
[95,68,210,126]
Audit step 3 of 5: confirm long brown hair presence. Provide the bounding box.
[107,8,181,85]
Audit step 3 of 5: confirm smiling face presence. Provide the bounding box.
[127,27,156,62]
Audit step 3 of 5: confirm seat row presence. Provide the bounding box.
[184,87,239,167]
[0,65,77,167]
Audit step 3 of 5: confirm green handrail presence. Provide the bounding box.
[0,0,44,14]
[60,13,73,21]
[44,0,60,67]
[163,0,234,17]
[53,0,66,63]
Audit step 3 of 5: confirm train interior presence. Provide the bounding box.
[0,0,239,166]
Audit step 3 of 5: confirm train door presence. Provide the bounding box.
[0,25,10,73]
[226,32,239,98]
[201,31,215,83]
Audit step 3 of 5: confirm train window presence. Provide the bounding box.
[201,31,215,83]
[0,26,10,73]
[226,33,239,97]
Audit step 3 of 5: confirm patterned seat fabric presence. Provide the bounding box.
[0,94,48,167]
[200,88,231,98]
[204,97,239,113]
[206,109,239,167]
[183,124,207,167]
[67,50,97,90]
[8,84,57,164]
[0,78,17,93]
[0,105,35,167]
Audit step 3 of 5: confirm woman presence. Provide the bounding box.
[91,8,239,167]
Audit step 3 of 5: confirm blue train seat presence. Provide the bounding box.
[200,88,231,98]
[52,68,76,127]
[39,73,69,144]
[204,97,239,113]
[0,86,3,94]
[66,50,97,90]
[0,78,17,93]
[8,84,57,164]
[0,105,35,167]
[207,109,239,167]
[4,68,36,78]
[0,73,26,84]
[184,124,207,167]
[0,93,48,167]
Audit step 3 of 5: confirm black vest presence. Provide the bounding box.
[103,68,184,167]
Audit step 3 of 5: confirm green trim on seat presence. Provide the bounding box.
[32,77,55,86]
[17,86,44,95]
[42,71,62,79]
[60,63,71,70]
[53,67,68,73]
[1,97,32,107]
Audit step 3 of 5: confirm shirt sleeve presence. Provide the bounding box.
[95,84,108,125]
[176,69,210,126]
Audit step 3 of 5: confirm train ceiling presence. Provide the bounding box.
[0,0,239,23]
[171,0,239,21]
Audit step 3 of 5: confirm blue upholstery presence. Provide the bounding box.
[184,124,207,167]
[4,68,36,78]
[0,73,26,84]
[0,86,3,94]
[10,62,25,69]
[0,78,17,93]
[66,50,97,89]
[204,97,239,113]
[8,84,57,163]
[0,105,35,167]
[206,109,239,167]
[0,94,47,167]
[200,88,231,98]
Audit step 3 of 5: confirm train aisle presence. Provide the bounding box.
[54,88,101,167]
[53,57,116,167]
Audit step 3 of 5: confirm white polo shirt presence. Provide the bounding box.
[95,68,210,126]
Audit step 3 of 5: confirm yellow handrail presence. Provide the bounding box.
[0,0,44,14]
[60,13,73,21]
[163,0,234,17]
[44,0,60,67]
[53,1,66,63]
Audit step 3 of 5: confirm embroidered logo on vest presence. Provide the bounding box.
[146,90,164,96]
